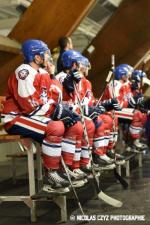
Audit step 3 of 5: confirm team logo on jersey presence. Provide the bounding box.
[18,69,29,80]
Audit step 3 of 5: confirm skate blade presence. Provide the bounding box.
[126,147,144,153]
[115,160,126,165]
[43,185,70,194]
[87,171,100,179]
[95,164,116,171]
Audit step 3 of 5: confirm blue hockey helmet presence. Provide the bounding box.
[61,50,82,69]
[120,64,134,73]
[22,39,50,63]
[132,70,147,82]
[114,65,130,80]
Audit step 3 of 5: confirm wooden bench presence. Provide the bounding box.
[116,151,144,177]
[6,152,28,184]
[0,96,67,223]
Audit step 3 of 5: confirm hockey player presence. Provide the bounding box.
[56,50,97,172]
[56,50,117,169]
[78,56,125,165]
[103,64,146,150]
[130,70,150,145]
[1,39,85,193]
[131,69,150,95]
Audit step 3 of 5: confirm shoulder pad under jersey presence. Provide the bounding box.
[15,64,37,80]
[55,71,67,84]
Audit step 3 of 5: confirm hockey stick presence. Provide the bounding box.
[134,49,150,69]
[61,156,85,216]
[96,70,113,107]
[73,81,123,208]
[133,50,150,87]
[114,168,128,188]
[110,54,128,189]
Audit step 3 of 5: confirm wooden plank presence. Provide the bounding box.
[0,35,21,54]
[0,134,21,142]
[9,0,96,49]
[84,0,150,97]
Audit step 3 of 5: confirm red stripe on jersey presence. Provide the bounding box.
[115,112,133,119]
[17,117,46,132]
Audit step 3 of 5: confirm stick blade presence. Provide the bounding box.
[98,191,123,208]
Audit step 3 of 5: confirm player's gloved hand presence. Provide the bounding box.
[135,94,144,105]
[52,104,80,127]
[84,106,105,120]
[62,70,82,93]
[101,98,122,111]
[129,94,144,108]
[96,104,106,113]
[111,98,122,111]
[70,69,82,83]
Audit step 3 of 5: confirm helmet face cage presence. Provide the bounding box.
[80,56,91,70]
[43,50,53,64]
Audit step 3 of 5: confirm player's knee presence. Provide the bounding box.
[71,121,84,137]
[46,121,65,137]
[99,114,112,129]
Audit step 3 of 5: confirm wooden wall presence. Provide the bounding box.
[9,0,96,49]
[84,0,150,97]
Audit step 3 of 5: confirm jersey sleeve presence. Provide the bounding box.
[102,80,132,108]
[80,78,96,106]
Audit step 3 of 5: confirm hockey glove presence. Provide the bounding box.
[128,94,144,108]
[85,106,105,120]
[70,69,82,83]
[62,70,82,93]
[52,104,80,128]
[135,94,144,105]
[101,98,122,111]
[62,76,74,93]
